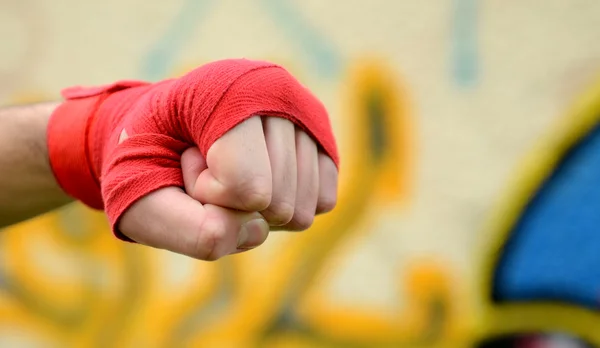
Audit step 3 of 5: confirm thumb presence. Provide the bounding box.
[118,187,269,261]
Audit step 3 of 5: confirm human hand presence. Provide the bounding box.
[120,116,338,260]
[47,59,339,261]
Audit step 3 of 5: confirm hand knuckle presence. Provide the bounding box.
[236,177,272,210]
[193,218,226,261]
[264,201,295,225]
[318,194,337,213]
[291,209,315,231]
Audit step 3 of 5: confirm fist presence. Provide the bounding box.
[119,116,338,260]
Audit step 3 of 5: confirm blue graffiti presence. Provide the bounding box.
[141,0,215,80]
[495,124,600,309]
[259,0,342,79]
[452,0,478,87]
[141,0,342,81]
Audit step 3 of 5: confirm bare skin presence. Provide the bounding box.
[0,103,339,260]
[0,102,73,226]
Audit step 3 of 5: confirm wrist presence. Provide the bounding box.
[46,81,151,210]
[47,95,105,209]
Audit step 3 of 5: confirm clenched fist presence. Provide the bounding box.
[122,116,338,260]
[47,59,339,261]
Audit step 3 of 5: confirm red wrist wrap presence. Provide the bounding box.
[47,59,338,239]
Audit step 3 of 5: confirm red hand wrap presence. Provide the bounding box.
[47,59,339,240]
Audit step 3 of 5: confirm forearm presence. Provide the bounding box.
[0,102,72,228]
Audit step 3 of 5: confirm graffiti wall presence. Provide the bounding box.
[2,0,600,347]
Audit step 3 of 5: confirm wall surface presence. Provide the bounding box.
[1,1,600,347]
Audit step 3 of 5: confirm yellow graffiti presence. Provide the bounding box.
[297,259,470,346]
[0,60,467,347]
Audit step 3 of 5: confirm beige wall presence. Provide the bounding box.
[1,0,600,346]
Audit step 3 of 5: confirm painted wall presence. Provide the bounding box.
[1,0,600,346]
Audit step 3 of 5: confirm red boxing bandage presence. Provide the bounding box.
[47,59,339,240]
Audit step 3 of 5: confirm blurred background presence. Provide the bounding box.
[1,0,600,347]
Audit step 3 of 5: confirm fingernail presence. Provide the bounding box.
[237,218,269,250]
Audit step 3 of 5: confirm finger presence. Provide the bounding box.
[189,116,273,211]
[315,152,338,214]
[181,147,207,196]
[118,187,270,260]
[260,117,297,226]
[276,129,319,231]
